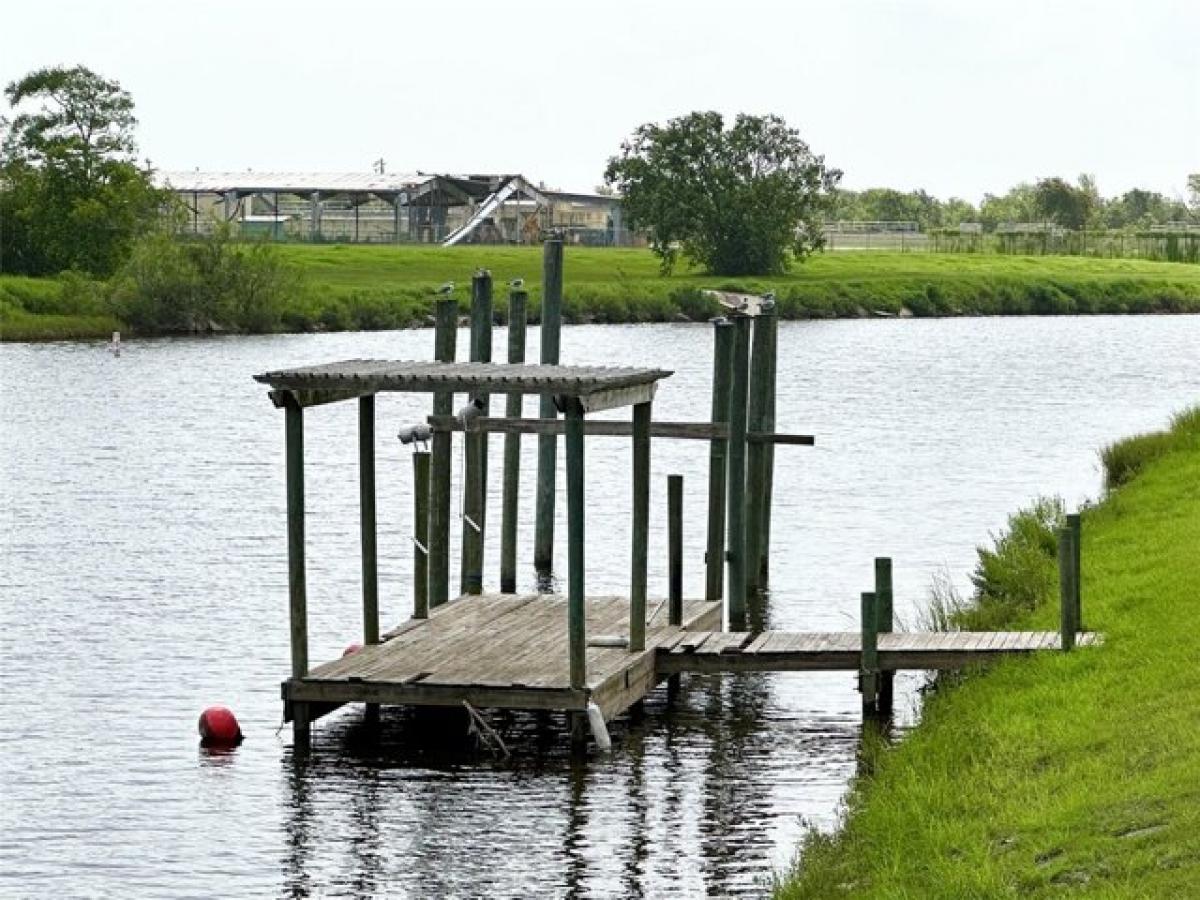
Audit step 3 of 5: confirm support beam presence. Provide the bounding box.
[860,591,879,714]
[427,414,812,444]
[1068,512,1082,630]
[285,398,309,746]
[757,312,779,585]
[500,289,528,593]
[726,316,752,631]
[565,398,586,690]
[1058,525,1078,650]
[630,401,651,652]
[429,298,458,609]
[412,451,430,618]
[461,272,493,595]
[359,396,379,644]
[534,239,563,580]
[668,475,683,626]
[875,557,894,716]
[745,312,775,599]
[706,320,734,605]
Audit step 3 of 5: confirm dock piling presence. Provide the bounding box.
[534,239,564,582]
[757,312,778,585]
[429,298,458,609]
[461,271,493,595]
[565,398,586,690]
[705,320,734,604]
[1058,524,1078,651]
[359,396,379,644]
[500,288,528,593]
[860,591,879,714]
[413,451,430,618]
[668,474,683,627]
[285,397,310,745]
[1068,512,1082,629]
[726,316,752,631]
[745,310,776,599]
[630,401,651,652]
[874,557,894,717]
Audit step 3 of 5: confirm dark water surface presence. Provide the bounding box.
[3,317,1198,898]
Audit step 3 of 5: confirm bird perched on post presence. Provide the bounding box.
[457,398,485,431]
[434,282,455,296]
[508,278,525,290]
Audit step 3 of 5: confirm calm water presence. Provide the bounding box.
[2,317,1198,898]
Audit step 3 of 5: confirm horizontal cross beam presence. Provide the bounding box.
[426,415,814,445]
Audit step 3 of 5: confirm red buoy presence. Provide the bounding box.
[342,643,363,657]
[198,706,243,747]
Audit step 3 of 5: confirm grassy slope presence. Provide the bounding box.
[4,246,1200,340]
[778,413,1200,898]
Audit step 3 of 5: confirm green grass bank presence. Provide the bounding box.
[777,409,1200,898]
[4,246,1200,340]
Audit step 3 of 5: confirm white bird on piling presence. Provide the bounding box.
[435,282,455,296]
[457,398,485,430]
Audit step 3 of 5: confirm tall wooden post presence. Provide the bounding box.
[359,396,379,644]
[668,474,683,626]
[705,320,734,604]
[429,298,458,608]
[630,401,651,651]
[758,312,778,585]
[285,398,310,746]
[1068,512,1082,629]
[860,591,879,715]
[745,311,775,598]
[565,398,586,690]
[412,451,430,618]
[1058,526,1078,651]
[534,239,563,580]
[874,557,894,717]
[500,289,528,593]
[461,272,492,595]
[726,316,752,631]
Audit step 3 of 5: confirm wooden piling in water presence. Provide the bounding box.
[285,397,310,746]
[726,316,752,631]
[745,310,776,599]
[358,396,379,644]
[668,474,683,626]
[412,451,430,618]
[534,240,564,581]
[705,319,734,604]
[1058,525,1078,651]
[630,401,651,652]
[565,398,586,690]
[874,557,894,717]
[461,272,493,595]
[500,289,527,593]
[860,591,879,715]
[758,312,778,585]
[429,298,458,609]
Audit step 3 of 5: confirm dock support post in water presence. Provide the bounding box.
[429,297,458,609]
[534,239,564,582]
[359,396,379,643]
[860,591,879,715]
[565,398,587,690]
[668,475,684,627]
[705,319,734,604]
[745,309,776,604]
[285,397,310,748]
[1058,520,1080,650]
[874,557,894,718]
[500,287,527,593]
[461,271,493,595]
[412,451,430,618]
[630,401,651,652]
[757,312,778,587]
[726,315,752,631]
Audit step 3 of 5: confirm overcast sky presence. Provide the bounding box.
[4,0,1197,202]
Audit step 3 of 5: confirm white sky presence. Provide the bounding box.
[4,0,1197,202]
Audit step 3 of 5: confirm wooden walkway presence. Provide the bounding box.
[285,594,722,724]
[658,630,1101,673]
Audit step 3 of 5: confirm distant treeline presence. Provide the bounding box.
[831,174,1199,232]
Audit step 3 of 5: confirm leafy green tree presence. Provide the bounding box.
[979,183,1038,231]
[604,112,841,275]
[1,65,162,275]
[1033,175,1098,230]
[1187,174,1200,215]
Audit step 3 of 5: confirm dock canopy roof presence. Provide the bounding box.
[255,360,672,412]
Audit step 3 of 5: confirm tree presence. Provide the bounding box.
[1033,175,1098,231]
[1,65,162,276]
[604,112,841,275]
[1188,174,1200,215]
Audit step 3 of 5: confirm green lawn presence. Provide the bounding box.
[777,410,1200,898]
[4,245,1200,340]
